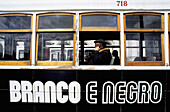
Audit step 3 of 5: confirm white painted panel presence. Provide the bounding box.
[0,0,170,11]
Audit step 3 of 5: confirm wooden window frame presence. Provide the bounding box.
[79,12,120,31]
[0,14,33,65]
[124,13,165,66]
[79,12,121,66]
[124,13,164,32]
[36,13,76,66]
[124,33,165,66]
[36,13,76,32]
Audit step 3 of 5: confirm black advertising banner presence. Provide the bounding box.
[0,69,169,112]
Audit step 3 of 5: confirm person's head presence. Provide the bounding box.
[95,42,102,48]
[94,39,106,48]
[112,50,118,57]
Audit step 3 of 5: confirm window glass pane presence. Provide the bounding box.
[126,33,162,62]
[81,15,117,27]
[38,33,73,61]
[38,15,73,29]
[0,33,31,60]
[106,40,120,46]
[126,48,140,61]
[126,15,161,29]
[0,16,31,29]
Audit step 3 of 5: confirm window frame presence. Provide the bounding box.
[0,14,33,65]
[35,13,76,66]
[124,13,164,32]
[36,13,76,32]
[79,12,120,31]
[79,12,121,66]
[0,14,33,32]
[124,13,165,66]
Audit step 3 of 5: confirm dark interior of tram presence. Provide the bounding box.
[79,31,120,65]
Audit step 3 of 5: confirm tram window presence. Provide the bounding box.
[0,33,31,60]
[126,33,162,62]
[124,13,164,66]
[81,15,117,27]
[0,14,32,65]
[37,33,73,61]
[79,13,120,65]
[79,32,120,65]
[36,13,76,66]
[126,15,161,29]
[0,16,31,29]
[80,13,119,31]
[38,15,73,29]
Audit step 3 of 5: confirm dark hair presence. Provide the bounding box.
[112,50,118,57]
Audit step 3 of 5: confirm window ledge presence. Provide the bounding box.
[0,65,170,70]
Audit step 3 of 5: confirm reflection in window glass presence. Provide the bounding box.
[126,15,161,29]
[0,16,31,29]
[38,33,73,61]
[0,33,31,60]
[38,15,73,29]
[106,40,120,47]
[126,33,162,62]
[82,15,117,27]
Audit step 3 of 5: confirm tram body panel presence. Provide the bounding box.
[0,0,169,112]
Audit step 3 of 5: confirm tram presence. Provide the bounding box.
[0,0,169,112]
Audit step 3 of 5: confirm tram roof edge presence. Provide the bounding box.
[0,0,170,11]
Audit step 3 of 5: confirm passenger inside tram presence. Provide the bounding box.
[110,50,120,65]
[79,32,120,65]
[87,39,112,65]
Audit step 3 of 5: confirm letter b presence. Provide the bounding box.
[9,80,21,102]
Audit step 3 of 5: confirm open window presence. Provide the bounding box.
[0,14,32,65]
[79,12,120,65]
[124,13,165,66]
[36,13,76,66]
